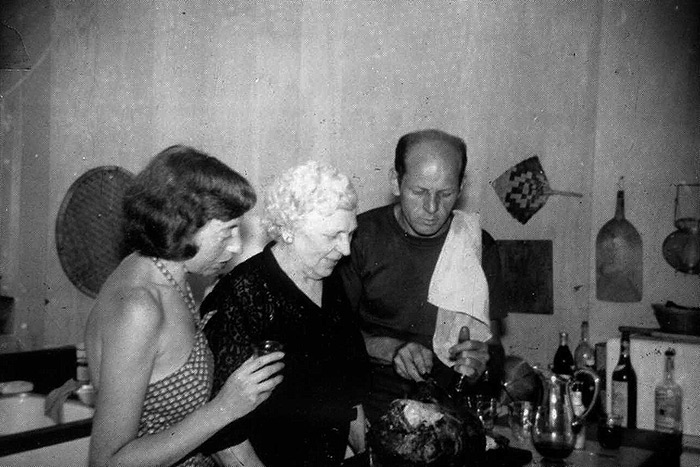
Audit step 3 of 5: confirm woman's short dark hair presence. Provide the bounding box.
[123,145,256,260]
[394,129,467,185]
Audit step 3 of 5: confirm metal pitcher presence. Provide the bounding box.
[530,365,601,460]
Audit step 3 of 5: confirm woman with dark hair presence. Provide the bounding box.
[84,145,284,467]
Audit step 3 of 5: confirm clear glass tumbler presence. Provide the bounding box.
[597,413,623,449]
[467,395,498,431]
[508,401,534,442]
[251,339,284,356]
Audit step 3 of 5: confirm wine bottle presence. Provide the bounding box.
[574,321,595,369]
[655,348,683,434]
[594,342,608,419]
[611,331,637,429]
[574,321,596,405]
[552,331,574,378]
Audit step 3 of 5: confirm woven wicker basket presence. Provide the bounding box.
[55,166,134,298]
[652,302,700,336]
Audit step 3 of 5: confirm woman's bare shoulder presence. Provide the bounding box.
[93,279,166,339]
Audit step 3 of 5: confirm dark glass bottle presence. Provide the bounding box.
[594,342,608,419]
[611,331,637,429]
[552,332,574,377]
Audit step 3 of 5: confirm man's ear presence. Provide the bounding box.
[389,168,401,197]
[458,168,467,195]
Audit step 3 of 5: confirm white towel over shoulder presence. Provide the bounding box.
[430,210,492,367]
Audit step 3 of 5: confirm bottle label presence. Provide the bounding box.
[76,343,89,383]
[611,381,629,426]
[571,388,586,449]
[77,364,90,383]
[655,391,681,433]
[571,390,585,416]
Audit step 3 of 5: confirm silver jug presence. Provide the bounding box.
[530,366,601,461]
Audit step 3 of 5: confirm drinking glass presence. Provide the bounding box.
[466,395,498,431]
[597,414,623,449]
[508,401,534,442]
[251,339,284,357]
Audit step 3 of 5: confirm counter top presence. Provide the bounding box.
[491,416,688,467]
[343,416,688,467]
[0,414,91,457]
[492,426,653,467]
[6,407,689,466]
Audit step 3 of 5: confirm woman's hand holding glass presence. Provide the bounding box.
[214,351,285,420]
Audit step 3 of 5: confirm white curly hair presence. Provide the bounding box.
[261,160,358,241]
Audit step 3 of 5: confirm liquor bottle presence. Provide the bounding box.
[76,342,90,385]
[574,321,595,369]
[655,348,683,434]
[611,331,637,429]
[574,321,596,405]
[451,326,472,396]
[571,379,587,449]
[552,332,574,378]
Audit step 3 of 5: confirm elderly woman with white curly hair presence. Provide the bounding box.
[200,160,369,467]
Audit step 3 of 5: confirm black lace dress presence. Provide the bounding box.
[201,242,369,467]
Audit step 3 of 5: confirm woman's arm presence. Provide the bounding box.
[89,289,282,467]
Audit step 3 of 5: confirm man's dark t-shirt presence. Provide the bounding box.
[338,205,506,421]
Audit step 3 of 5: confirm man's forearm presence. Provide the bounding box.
[361,331,405,364]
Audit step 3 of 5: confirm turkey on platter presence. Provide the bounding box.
[369,381,486,466]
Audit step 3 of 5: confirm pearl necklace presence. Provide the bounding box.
[151,257,198,322]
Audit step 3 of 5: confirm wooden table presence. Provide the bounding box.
[492,425,654,467]
[342,416,686,467]
[492,416,685,467]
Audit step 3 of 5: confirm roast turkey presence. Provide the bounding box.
[369,381,486,466]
